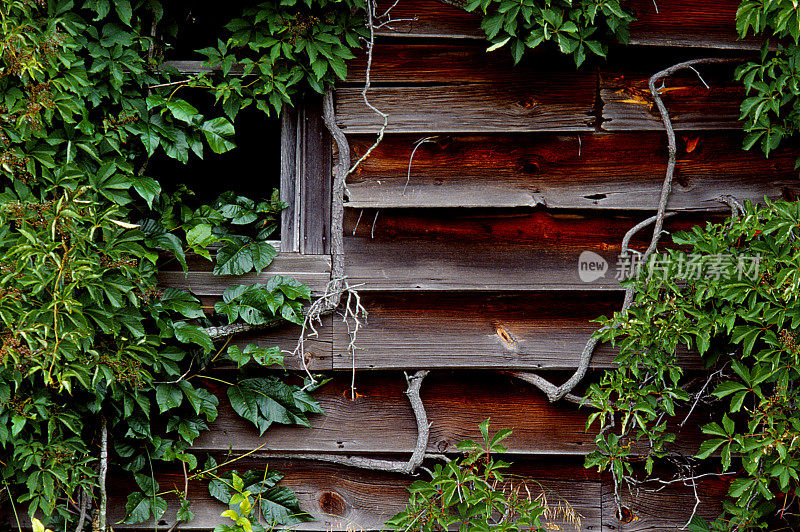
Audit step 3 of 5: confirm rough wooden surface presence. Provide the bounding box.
[345,132,799,209]
[335,79,596,133]
[374,0,758,49]
[329,292,704,370]
[341,209,715,291]
[600,68,744,131]
[601,474,731,531]
[299,95,333,254]
[280,107,300,252]
[192,371,599,455]
[111,457,604,530]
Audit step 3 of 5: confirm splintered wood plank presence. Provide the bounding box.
[110,457,603,530]
[335,78,596,133]
[601,474,731,531]
[342,209,713,291]
[601,67,745,131]
[330,292,704,370]
[345,132,800,209]
[157,253,331,295]
[193,371,598,455]
[373,0,758,49]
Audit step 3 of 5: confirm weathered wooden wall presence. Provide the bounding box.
[145,0,795,529]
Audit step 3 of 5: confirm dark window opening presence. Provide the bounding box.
[160,0,253,60]
[147,89,282,209]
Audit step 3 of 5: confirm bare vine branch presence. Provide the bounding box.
[255,370,434,475]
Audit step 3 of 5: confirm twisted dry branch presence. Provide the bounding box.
[510,58,741,404]
[254,370,435,475]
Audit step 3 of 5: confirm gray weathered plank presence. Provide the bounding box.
[280,106,300,251]
[330,292,704,370]
[345,132,800,209]
[335,80,596,133]
[157,253,331,295]
[299,95,332,254]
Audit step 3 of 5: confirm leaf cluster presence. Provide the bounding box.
[464,0,633,66]
[586,200,800,530]
[386,420,546,532]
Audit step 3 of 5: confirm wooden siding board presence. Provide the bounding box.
[374,0,757,50]
[340,209,716,292]
[111,458,604,531]
[329,292,704,370]
[601,474,730,531]
[193,371,597,455]
[345,132,800,209]
[335,80,597,133]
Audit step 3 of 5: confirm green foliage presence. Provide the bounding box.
[386,420,547,531]
[463,0,633,66]
[735,1,800,161]
[0,0,341,529]
[206,465,310,530]
[186,0,367,117]
[586,200,800,530]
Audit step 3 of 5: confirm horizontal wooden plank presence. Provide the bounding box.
[193,371,599,455]
[157,253,331,296]
[111,457,603,530]
[346,132,800,209]
[342,209,713,291]
[330,292,705,370]
[335,79,596,133]
[375,0,758,49]
[600,67,744,131]
[602,474,730,531]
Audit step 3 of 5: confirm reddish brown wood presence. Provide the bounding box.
[193,371,599,455]
[341,209,718,291]
[345,132,800,209]
[110,457,604,530]
[374,0,759,49]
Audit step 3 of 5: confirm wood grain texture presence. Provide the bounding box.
[342,209,714,291]
[280,106,300,252]
[374,0,758,49]
[601,474,731,531]
[299,95,332,254]
[193,371,599,455]
[157,253,331,295]
[110,457,603,530]
[330,292,704,370]
[600,67,745,131]
[335,79,597,133]
[345,132,800,209]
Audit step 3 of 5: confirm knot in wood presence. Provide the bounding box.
[318,490,348,517]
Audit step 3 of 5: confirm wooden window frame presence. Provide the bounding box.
[158,61,333,296]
